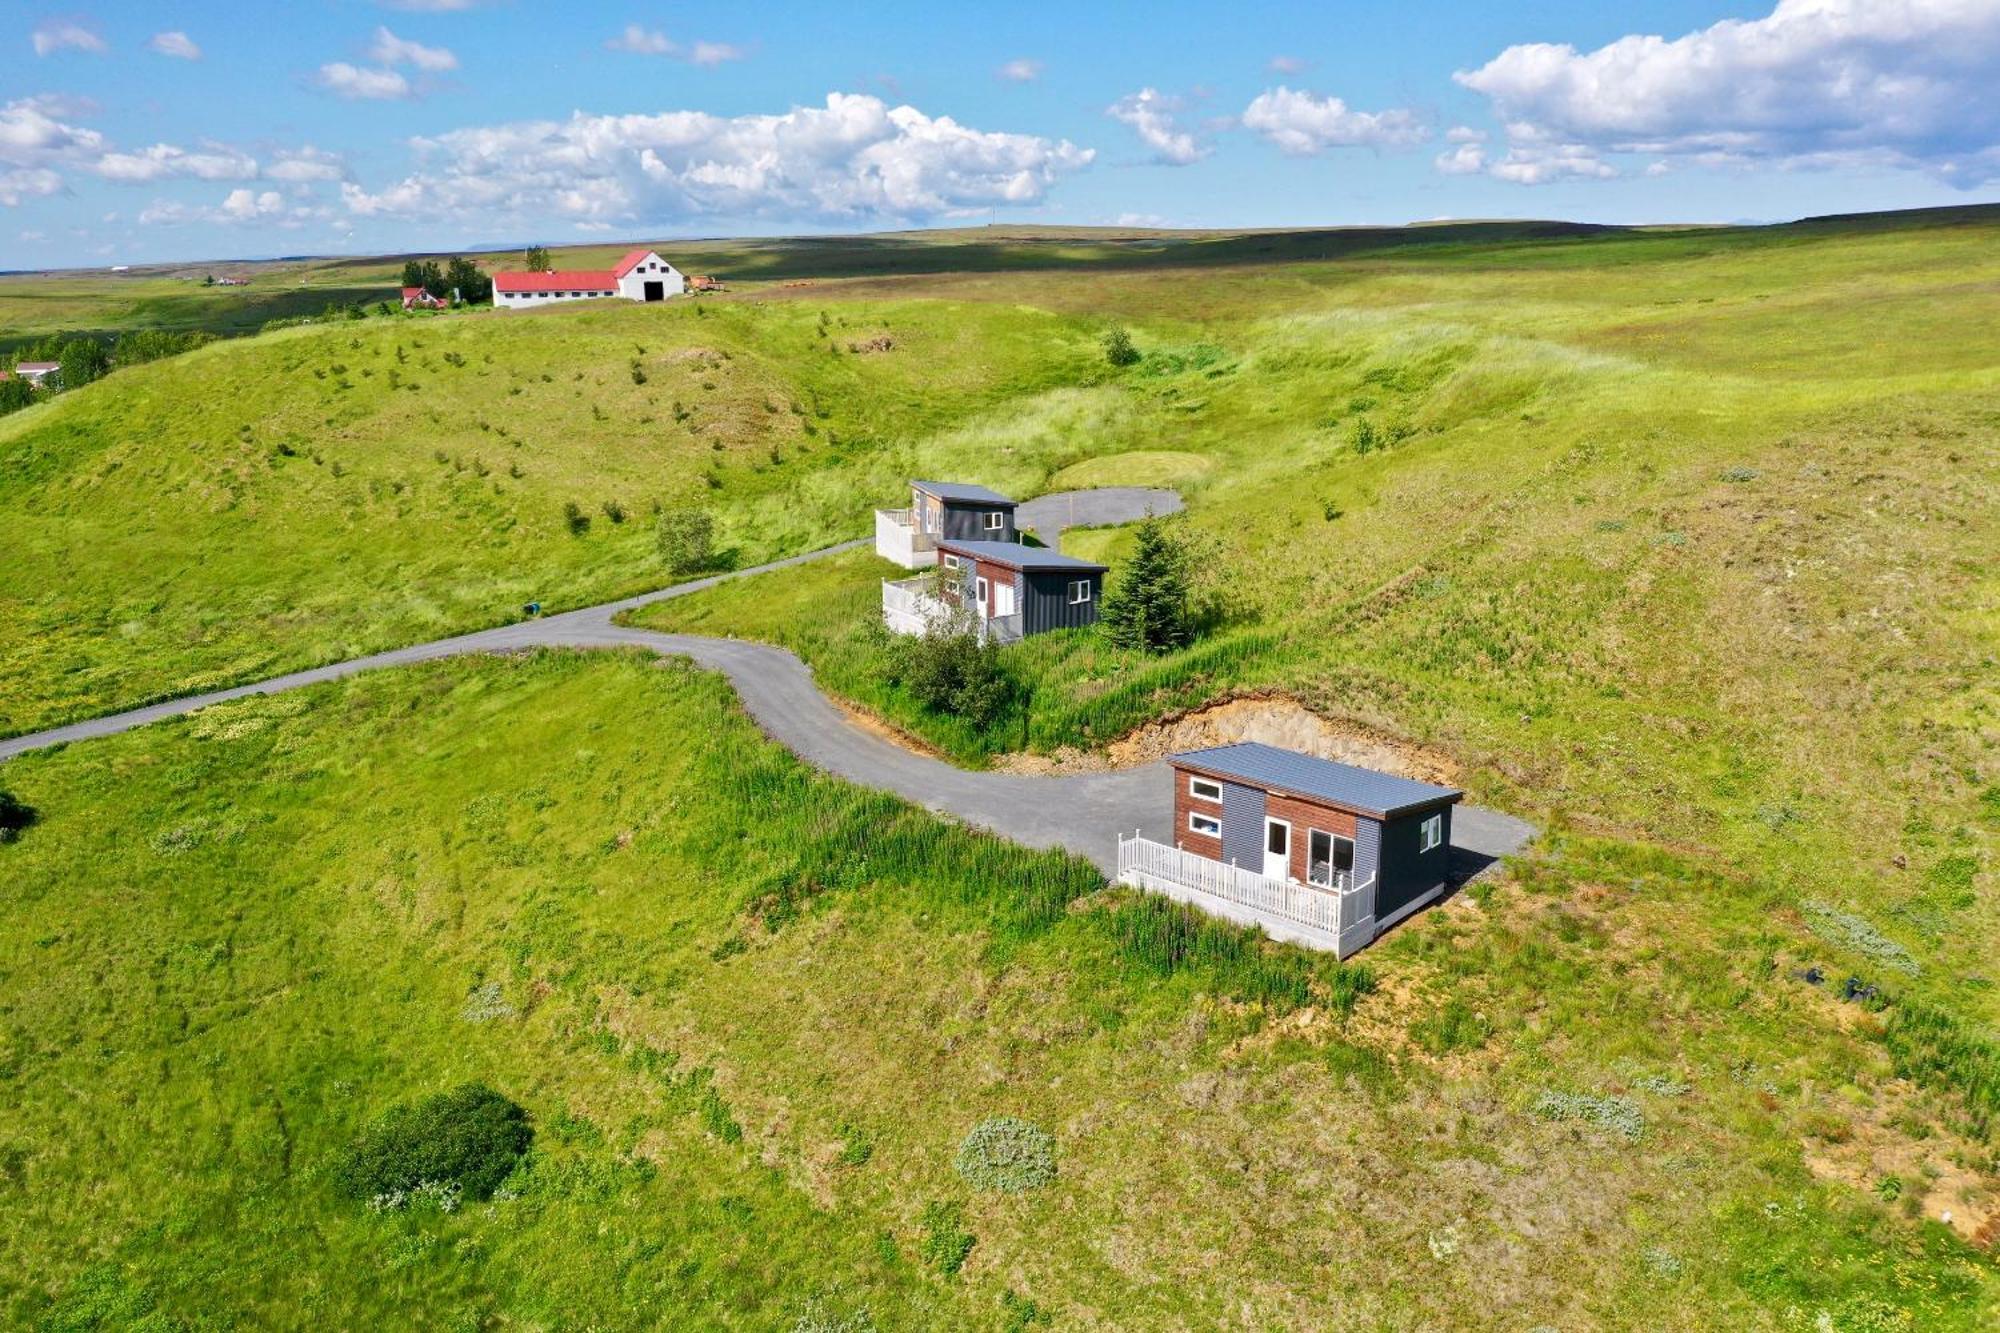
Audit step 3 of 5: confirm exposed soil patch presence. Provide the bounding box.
[846,334,894,354]
[992,693,1462,783]
[1802,1082,1999,1246]
[829,695,951,760]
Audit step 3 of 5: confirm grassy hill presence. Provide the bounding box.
[2,207,1997,1325]
[1,652,1988,1328]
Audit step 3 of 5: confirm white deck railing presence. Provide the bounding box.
[1115,833,1375,957]
[882,576,942,635]
[874,508,934,568]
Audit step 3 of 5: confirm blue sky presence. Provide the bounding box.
[5,0,1997,266]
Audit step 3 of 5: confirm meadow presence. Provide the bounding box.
[1,651,1989,1328]
[2,208,1996,1327]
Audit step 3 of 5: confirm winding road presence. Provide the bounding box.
[1,485,1533,887]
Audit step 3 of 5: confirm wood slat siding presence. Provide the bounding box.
[1376,804,1451,922]
[1022,570,1102,635]
[1174,769,1227,859]
[938,503,1016,543]
[1219,780,1266,870]
[1261,792,1358,883]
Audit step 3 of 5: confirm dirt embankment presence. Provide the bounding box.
[993,694,1462,783]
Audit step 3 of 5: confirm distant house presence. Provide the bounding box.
[401,286,448,311]
[1117,742,1463,957]
[875,479,1018,568]
[12,361,60,387]
[492,248,686,309]
[214,277,249,287]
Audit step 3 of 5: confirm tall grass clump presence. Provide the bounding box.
[954,1117,1056,1192]
[1881,998,2000,1140]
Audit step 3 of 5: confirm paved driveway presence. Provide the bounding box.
[1,485,1534,880]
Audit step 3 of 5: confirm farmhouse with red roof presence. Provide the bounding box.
[492,248,686,310]
[401,287,449,311]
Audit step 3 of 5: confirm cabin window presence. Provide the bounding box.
[1188,811,1221,838]
[1067,579,1092,605]
[942,554,960,571]
[1308,830,1354,887]
[1420,813,1443,852]
[1188,776,1222,802]
[983,511,1005,531]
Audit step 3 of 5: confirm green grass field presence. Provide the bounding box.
[2,652,1990,1328]
[3,208,1997,1327]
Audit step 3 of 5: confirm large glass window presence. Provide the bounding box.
[1308,830,1355,887]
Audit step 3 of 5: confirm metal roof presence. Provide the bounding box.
[936,540,1107,573]
[1170,742,1462,818]
[912,479,1017,506]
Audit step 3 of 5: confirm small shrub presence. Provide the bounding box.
[563,501,591,536]
[1801,900,1919,975]
[953,1116,1056,1192]
[630,361,648,385]
[1532,1089,1645,1142]
[459,982,515,1023]
[918,1201,975,1276]
[601,499,627,525]
[333,1083,532,1204]
[0,789,38,843]
[836,1122,873,1168]
[1720,465,1761,483]
[1351,418,1379,454]
[656,507,716,575]
[1101,327,1140,367]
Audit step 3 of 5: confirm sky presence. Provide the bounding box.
[4,0,1998,267]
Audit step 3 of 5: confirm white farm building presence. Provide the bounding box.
[492,248,686,309]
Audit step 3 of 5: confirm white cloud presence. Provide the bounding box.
[19,227,46,240]
[149,30,201,60]
[317,62,413,100]
[377,0,478,9]
[1240,86,1427,155]
[141,187,326,227]
[0,167,63,205]
[266,146,347,182]
[1105,88,1208,165]
[606,26,745,65]
[1434,142,1486,175]
[997,58,1043,82]
[607,24,675,55]
[340,92,1093,226]
[1456,0,2000,187]
[31,19,105,57]
[689,40,744,67]
[1485,141,1617,185]
[95,142,259,182]
[367,26,457,71]
[1268,55,1308,75]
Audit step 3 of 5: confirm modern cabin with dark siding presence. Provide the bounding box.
[934,540,1107,640]
[1168,742,1462,950]
[912,480,1018,543]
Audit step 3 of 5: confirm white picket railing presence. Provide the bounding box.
[1115,832,1374,956]
[881,576,942,635]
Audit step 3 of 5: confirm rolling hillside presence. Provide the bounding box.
[1,207,1996,1327]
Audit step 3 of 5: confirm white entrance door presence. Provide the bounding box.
[974,576,990,617]
[1263,818,1290,880]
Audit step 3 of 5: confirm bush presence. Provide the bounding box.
[900,623,1014,730]
[954,1117,1056,1192]
[656,507,716,575]
[0,789,38,843]
[1532,1089,1644,1142]
[563,501,591,536]
[918,1201,975,1276]
[1101,327,1140,367]
[333,1083,532,1203]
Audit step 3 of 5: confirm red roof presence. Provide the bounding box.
[494,269,616,294]
[611,248,656,278]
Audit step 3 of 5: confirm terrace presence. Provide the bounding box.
[1115,832,1376,957]
[881,575,1024,644]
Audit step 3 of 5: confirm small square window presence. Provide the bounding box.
[1420,814,1443,853]
[942,554,960,570]
[1188,776,1222,802]
[1067,579,1092,605]
[1188,811,1221,838]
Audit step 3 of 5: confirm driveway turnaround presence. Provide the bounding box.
[1,485,1533,882]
